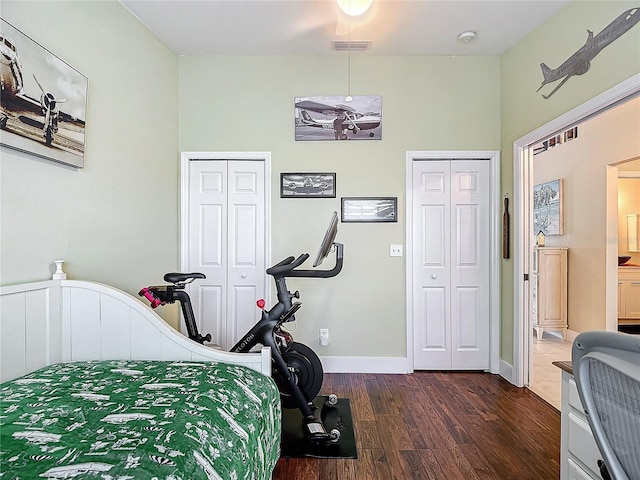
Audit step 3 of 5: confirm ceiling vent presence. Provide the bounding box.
[331,40,372,52]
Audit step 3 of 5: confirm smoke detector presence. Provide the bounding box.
[458,31,477,43]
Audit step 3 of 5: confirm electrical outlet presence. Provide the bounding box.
[390,244,403,257]
[319,328,329,346]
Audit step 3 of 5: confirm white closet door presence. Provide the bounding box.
[413,160,452,369]
[226,160,265,346]
[187,160,265,349]
[450,160,490,369]
[412,159,490,370]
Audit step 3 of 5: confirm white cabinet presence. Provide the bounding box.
[618,266,640,320]
[559,367,602,480]
[532,247,568,340]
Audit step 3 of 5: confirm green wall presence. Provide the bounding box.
[0,1,180,322]
[179,55,500,357]
[2,0,638,367]
[500,0,640,363]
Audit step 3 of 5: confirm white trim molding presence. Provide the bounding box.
[499,360,514,384]
[512,74,640,387]
[320,356,411,374]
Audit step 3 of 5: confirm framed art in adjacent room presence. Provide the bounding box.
[0,18,88,168]
[533,179,563,235]
[341,197,397,222]
[294,95,382,141]
[280,172,336,198]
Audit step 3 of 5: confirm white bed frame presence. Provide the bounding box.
[0,280,271,383]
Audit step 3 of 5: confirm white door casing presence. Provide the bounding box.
[511,75,639,387]
[181,152,270,350]
[406,151,500,373]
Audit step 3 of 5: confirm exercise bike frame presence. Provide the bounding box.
[139,242,343,443]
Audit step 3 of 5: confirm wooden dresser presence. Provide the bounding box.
[533,247,568,340]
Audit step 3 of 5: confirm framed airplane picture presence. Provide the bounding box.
[294,95,382,141]
[0,19,88,168]
[280,172,336,198]
[341,197,397,222]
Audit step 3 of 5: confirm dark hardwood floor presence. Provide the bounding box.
[273,372,560,480]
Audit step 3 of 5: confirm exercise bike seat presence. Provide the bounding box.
[163,272,206,284]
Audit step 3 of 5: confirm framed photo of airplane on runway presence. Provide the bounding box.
[0,19,88,168]
[294,95,382,141]
[280,172,336,198]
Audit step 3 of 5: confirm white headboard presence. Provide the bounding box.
[0,280,271,383]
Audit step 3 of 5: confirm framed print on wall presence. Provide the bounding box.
[294,95,382,141]
[533,179,563,235]
[341,197,397,223]
[0,18,88,168]
[280,172,336,198]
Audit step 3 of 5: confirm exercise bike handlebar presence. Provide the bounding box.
[266,253,309,276]
[271,255,296,269]
[266,243,343,279]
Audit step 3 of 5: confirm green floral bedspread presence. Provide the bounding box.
[0,360,281,479]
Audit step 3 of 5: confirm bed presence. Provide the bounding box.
[0,279,281,479]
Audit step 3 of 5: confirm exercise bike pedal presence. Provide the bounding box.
[305,419,341,444]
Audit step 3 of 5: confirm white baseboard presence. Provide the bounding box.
[320,356,411,374]
[321,356,517,377]
[566,329,580,343]
[499,359,514,384]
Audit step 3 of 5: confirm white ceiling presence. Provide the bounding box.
[120,0,570,56]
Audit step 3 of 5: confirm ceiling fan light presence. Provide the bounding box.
[337,0,373,17]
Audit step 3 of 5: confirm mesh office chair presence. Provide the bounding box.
[572,331,640,480]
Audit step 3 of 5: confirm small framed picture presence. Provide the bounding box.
[533,179,563,235]
[341,197,397,223]
[280,173,336,198]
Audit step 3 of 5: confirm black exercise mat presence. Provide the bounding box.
[280,396,358,459]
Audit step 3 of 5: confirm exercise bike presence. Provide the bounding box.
[139,212,343,444]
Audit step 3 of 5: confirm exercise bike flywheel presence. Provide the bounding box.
[275,342,324,409]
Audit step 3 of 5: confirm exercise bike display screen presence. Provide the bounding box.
[313,211,339,267]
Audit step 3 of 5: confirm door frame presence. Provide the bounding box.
[511,74,640,387]
[180,151,272,306]
[405,150,501,374]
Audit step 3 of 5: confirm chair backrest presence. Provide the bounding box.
[572,331,640,480]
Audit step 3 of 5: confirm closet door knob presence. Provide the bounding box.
[241,273,247,278]
[431,274,437,279]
